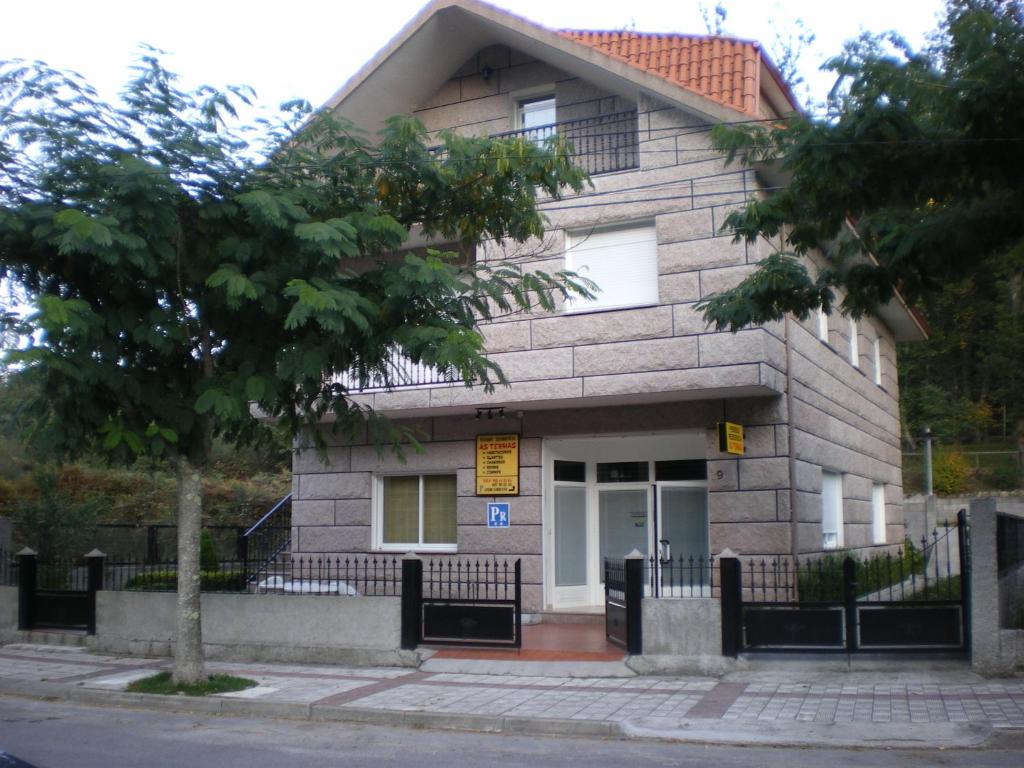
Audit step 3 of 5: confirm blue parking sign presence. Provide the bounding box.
[487,502,510,528]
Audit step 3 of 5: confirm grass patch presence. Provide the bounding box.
[127,671,257,696]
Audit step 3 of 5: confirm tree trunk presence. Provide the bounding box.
[173,456,204,684]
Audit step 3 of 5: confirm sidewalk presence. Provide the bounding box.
[0,642,1021,749]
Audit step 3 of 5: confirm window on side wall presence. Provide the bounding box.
[817,307,829,342]
[565,224,658,313]
[821,471,844,550]
[872,483,887,544]
[873,338,883,386]
[849,318,860,367]
[377,474,457,551]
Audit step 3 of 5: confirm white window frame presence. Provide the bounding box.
[849,318,860,367]
[821,471,844,550]
[517,94,556,131]
[817,307,829,342]
[373,473,458,553]
[564,223,659,313]
[873,337,883,386]
[872,483,887,544]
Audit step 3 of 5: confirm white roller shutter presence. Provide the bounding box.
[565,224,658,312]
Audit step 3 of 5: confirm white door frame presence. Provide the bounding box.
[542,432,706,611]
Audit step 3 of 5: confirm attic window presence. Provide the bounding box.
[518,96,556,142]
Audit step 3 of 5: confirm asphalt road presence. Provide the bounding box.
[1,697,1022,768]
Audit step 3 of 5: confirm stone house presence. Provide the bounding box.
[290,0,927,616]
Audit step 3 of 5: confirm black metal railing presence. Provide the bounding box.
[645,554,715,597]
[241,493,292,584]
[422,558,518,601]
[101,551,400,597]
[740,523,962,604]
[252,554,401,596]
[92,522,251,563]
[334,348,462,393]
[0,547,18,587]
[998,512,1024,629]
[490,110,640,176]
[604,558,626,603]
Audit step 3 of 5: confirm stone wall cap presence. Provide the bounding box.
[85,549,107,558]
[16,547,37,556]
[401,552,422,560]
[624,549,645,560]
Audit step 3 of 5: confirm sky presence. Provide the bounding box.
[1,0,947,114]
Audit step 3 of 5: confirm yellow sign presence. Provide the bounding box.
[718,422,745,455]
[476,434,519,496]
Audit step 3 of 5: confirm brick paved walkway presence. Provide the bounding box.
[1,643,1021,746]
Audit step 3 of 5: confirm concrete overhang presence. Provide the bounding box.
[322,0,748,133]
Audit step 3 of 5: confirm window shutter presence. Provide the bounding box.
[566,225,658,312]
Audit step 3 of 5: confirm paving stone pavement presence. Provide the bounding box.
[0,643,1022,748]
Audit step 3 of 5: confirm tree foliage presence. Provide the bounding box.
[0,53,591,680]
[698,0,1024,332]
[0,54,590,463]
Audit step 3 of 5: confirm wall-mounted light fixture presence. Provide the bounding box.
[481,65,493,82]
[475,406,505,420]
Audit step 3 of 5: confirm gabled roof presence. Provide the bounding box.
[322,0,800,132]
[560,31,763,115]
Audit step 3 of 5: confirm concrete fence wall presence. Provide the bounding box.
[631,598,733,675]
[94,591,414,666]
[0,586,16,639]
[969,498,1024,674]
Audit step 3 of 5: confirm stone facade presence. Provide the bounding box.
[293,38,915,614]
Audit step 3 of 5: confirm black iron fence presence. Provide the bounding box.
[722,513,970,655]
[240,493,292,584]
[403,557,522,648]
[0,546,17,586]
[644,554,715,598]
[490,110,640,176]
[738,524,961,604]
[604,557,643,654]
[998,512,1024,629]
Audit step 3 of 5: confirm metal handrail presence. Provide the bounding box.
[243,492,293,538]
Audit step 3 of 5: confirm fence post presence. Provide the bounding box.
[720,556,742,657]
[624,550,644,655]
[146,526,158,564]
[400,553,422,650]
[843,557,858,653]
[956,508,971,658]
[85,549,106,636]
[16,548,37,631]
[514,559,523,650]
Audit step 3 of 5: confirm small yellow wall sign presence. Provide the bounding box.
[476,434,520,496]
[718,421,745,455]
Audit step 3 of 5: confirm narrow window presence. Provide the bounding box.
[821,471,844,550]
[817,307,829,342]
[849,318,859,367]
[872,483,887,544]
[873,338,883,386]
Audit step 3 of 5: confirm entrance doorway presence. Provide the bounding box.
[545,434,709,611]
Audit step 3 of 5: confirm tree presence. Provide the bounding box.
[697,0,1024,332]
[0,55,590,682]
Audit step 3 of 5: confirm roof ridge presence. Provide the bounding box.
[560,28,763,48]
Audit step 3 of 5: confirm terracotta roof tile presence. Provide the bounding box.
[559,30,763,115]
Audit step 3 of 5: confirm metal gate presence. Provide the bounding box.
[401,558,522,648]
[16,552,103,633]
[724,512,969,655]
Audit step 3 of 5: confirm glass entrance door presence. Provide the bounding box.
[655,484,710,596]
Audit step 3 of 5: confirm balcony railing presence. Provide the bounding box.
[490,109,640,176]
[335,348,463,393]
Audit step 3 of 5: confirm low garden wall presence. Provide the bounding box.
[0,586,16,641]
[94,591,415,666]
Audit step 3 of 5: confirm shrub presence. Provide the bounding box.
[125,569,245,592]
[199,530,220,572]
[932,451,971,495]
[797,539,924,602]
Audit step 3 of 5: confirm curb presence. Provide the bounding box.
[0,678,1005,749]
